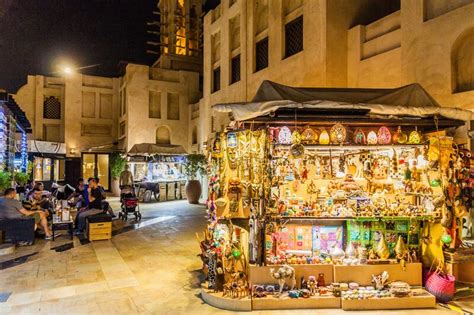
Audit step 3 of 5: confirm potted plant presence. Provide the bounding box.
[184,154,206,204]
[0,171,12,195]
[110,152,127,196]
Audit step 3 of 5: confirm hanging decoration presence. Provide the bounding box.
[408,127,422,144]
[302,127,318,144]
[290,143,305,159]
[367,131,378,145]
[330,123,347,144]
[353,128,366,144]
[393,126,408,144]
[319,129,330,145]
[278,126,292,144]
[291,129,302,144]
[377,126,391,145]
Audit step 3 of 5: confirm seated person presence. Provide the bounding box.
[75,178,107,233]
[0,188,59,240]
[95,177,114,217]
[24,188,52,216]
[67,178,87,208]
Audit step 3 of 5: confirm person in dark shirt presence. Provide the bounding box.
[74,178,104,233]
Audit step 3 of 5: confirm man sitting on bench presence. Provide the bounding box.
[75,178,105,234]
[0,188,58,240]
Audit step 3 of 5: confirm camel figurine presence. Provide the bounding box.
[269,265,296,297]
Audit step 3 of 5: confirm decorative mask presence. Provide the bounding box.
[319,129,330,145]
[330,123,347,144]
[278,126,291,144]
[393,126,407,144]
[377,126,391,145]
[367,131,378,145]
[353,128,366,144]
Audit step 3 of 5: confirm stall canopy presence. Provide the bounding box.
[128,143,188,156]
[213,81,474,122]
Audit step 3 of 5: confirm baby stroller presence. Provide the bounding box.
[118,186,142,221]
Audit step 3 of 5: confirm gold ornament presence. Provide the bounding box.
[376,234,390,259]
[319,129,330,145]
[393,126,407,144]
[330,123,347,144]
[367,131,378,145]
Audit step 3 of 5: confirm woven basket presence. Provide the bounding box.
[425,271,455,303]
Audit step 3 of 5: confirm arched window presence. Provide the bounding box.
[452,29,474,93]
[156,126,171,144]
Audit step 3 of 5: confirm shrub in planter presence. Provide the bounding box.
[0,171,12,193]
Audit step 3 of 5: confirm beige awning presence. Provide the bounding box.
[127,143,188,156]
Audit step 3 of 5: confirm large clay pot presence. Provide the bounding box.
[111,179,120,197]
[186,180,202,204]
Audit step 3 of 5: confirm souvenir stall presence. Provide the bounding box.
[127,143,187,202]
[198,82,474,311]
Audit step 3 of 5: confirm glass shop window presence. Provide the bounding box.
[53,160,65,181]
[34,157,52,181]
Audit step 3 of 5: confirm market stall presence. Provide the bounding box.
[128,143,187,202]
[197,82,474,311]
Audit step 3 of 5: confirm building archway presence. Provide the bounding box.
[452,28,474,93]
[156,126,171,144]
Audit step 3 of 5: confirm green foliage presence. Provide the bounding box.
[184,154,207,180]
[110,152,127,180]
[14,171,30,185]
[0,171,12,192]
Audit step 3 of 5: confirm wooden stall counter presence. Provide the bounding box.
[334,263,422,286]
[249,264,334,285]
[253,294,340,310]
[341,289,435,310]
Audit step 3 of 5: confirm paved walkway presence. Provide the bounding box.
[0,199,466,314]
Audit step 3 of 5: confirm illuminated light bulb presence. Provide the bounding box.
[367,131,378,145]
[319,129,330,145]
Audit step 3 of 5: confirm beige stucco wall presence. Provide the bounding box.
[120,63,200,153]
[348,0,474,109]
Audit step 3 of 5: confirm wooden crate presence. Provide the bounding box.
[334,263,422,286]
[341,289,435,310]
[87,222,112,241]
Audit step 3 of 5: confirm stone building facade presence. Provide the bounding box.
[193,0,474,151]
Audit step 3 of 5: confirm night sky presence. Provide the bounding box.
[0,0,157,92]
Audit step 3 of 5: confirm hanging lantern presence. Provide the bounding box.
[227,132,237,148]
[319,129,330,145]
[302,127,318,144]
[353,128,366,144]
[377,126,392,145]
[393,126,408,144]
[330,123,347,144]
[291,129,302,144]
[367,131,378,145]
[408,128,422,144]
[278,126,292,144]
[290,143,305,158]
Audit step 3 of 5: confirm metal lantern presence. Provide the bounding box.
[377,126,392,145]
[291,129,302,144]
[367,131,378,145]
[319,129,330,145]
[278,126,292,144]
[330,123,347,144]
[393,126,408,144]
[302,127,318,144]
[353,128,366,144]
[408,128,422,144]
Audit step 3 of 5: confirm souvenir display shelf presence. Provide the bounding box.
[199,110,470,311]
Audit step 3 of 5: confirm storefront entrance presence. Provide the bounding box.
[82,153,110,190]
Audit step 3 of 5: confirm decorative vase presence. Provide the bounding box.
[185,180,202,204]
[408,127,422,144]
[345,242,357,258]
[367,131,378,145]
[377,126,391,144]
[393,126,408,144]
[319,129,330,145]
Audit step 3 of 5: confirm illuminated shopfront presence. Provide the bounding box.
[82,153,110,190]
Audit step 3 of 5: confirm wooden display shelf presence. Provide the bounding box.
[249,264,334,285]
[341,289,436,310]
[333,263,422,286]
[200,283,252,312]
[253,294,340,310]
